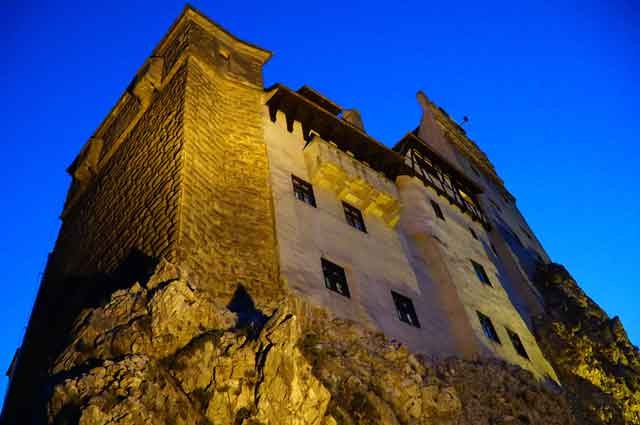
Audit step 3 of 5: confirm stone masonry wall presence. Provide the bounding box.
[177,56,281,309]
[51,63,186,276]
[1,58,188,424]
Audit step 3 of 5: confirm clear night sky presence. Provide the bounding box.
[1,0,638,406]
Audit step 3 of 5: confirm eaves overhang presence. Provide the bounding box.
[265,84,410,181]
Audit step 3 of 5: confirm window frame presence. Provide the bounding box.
[430,200,445,221]
[291,175,316,208]
[391,291,421,328]
[470,164,480,176]
[519,225,533,241]
[342,201,367,233]
[477,311,501,344]
[471,260,492,286]
[321,258,351,298]
[506,328,530,360]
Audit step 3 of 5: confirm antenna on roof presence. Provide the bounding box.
[460,116,470,126]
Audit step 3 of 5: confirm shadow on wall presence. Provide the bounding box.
[493,217,542,279]
[227,284,269,339]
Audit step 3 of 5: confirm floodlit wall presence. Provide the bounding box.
[263,111,464,357]
[264,108,558,380]
[397,176,557,380]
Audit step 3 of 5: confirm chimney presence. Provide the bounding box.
[342,109,365,132]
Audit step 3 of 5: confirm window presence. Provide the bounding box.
[490,199,502,212]
[292,175,316,207]
[511,229,523,246]
[519,226,533,240]
[430,200,445,220]
[458,189,476,206]
[391,291,420,328]
[490,243,498,255]
[470,164,480,176]
[471,260,492,286]
[469,227,478,240]
[342,202,367,233]
[321,258,350,298]
[507,328,529,359]
[477,312,500,343]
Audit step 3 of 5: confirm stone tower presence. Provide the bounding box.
[5,6,639,425]
[3,7,282,422]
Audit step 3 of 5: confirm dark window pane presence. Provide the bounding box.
[391,291,420,328]
[520,226,533,240]
[430,200,445,220]
[292,175,316,207]
[471,260,492,286]
[507,328,529,359]
[342,202,367,233]
[321,258,350,298]
[469,227,478,240]
[477,312,501,343]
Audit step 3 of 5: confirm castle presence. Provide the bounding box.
[3,5,568,423]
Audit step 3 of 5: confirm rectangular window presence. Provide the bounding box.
[519,226,533,240]
[469,227,478,240]
[430,200,445,220]
[321,258,350,298]
[342,202,367,233]
[471,260,492,286]
[490,199,502,212]
[391,291,420,328]
[477,311,501,343]
[511,229,523,246]
[506,328,529,359]
[292,175,316,207]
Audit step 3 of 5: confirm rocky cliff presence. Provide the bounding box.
[533,263,640,424]
[44,259,576,425]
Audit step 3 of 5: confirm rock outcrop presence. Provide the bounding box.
[45,259,575,425]
[533,263,640,425]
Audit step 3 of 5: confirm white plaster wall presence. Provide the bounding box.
[263,110,444,356]
[397,176,557,380]
[425,139,549,325]
[262,104,557,380]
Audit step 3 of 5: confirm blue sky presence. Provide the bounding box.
[1,0,638,406]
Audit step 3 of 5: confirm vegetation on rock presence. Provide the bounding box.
[533,263,640,425]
